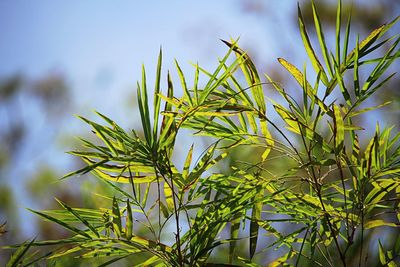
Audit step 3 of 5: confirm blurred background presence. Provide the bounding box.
[0,0,399,265]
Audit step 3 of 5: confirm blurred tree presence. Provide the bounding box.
[238,0,400,126]
[0,73,76,264]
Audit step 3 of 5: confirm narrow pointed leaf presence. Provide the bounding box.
[311,0,333,77]
[164,181,174,211]
[333,105,344,153]
[250,188,263,259]
[342,5,352,64]
[27,209,91,238]
[126,199,133,240]
[354,34,361,96]
[183,144,194,180]
[278,58,331,115]
[112,196,122,238]
[348,101,391,117]
[365,220,398,229]
[229,216,241,264]
[175,59,193,106]
[334,61,351,105]
[56,199,100,238]
[298,3,328,85]
[335,0,342,63]
[153,48,163,139]
[6,238,35,267]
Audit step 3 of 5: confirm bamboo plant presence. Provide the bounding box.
[5,0,400,266]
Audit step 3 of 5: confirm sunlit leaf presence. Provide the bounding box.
[6,239,35,267]
[333,105,345,152]
[298,3,329,85]
[364,220,398,229]
[278,58,330,115]
[112,196,122,238]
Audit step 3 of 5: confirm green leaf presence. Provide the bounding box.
[159,199,170,219]
[260,118,273,160]
[333,105,345,152]
[186,143,227,189]
[346,23,386,62]
[311,0,333,77]
[362,37,400,93]
[335,0,342,63]
[112,196,122,238]
[91,168,156,184]
[378,240,387,265]
[98,255,130,267]
[182,144,194,180]
[334,61,351,105]
[81,117,119,156]
[223,40,266,115]
[56,199,100,238]
[47,243,93,259]
[153,48,163,140]
[229,216,241,264]
[126,199,133,240]
[164,181,174,211]
[250,188,263,259]
[27,208,92,238]
[354,34,361,97]
[193,62,200,105]
[199,41,239,104]
[137,255,163,267]
[137,65,152,146]
[62,158,109,180]
[364,220,398,229]
[348,101,391,117]
[159,72,177,152]
[278,58,330,115]
[175,59,193,106]
[298,3,329,85]
[6,238,35,267]
[342,4,352,64]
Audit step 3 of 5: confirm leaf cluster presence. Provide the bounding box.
[4,1,400,266]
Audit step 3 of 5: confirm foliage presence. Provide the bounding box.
[4,1,400,266]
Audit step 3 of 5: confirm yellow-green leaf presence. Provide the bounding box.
[333,105,345,152]
[164,181,174,211]
[126,199,133,240]
[298,4,329,85]
[278,58,330,115]
[365,220,398,229]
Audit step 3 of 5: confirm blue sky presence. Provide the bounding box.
[0,1,291,75]
[0,1,298,122]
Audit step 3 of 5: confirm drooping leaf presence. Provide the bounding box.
[364,220,398,229]
[278,58,330,115]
